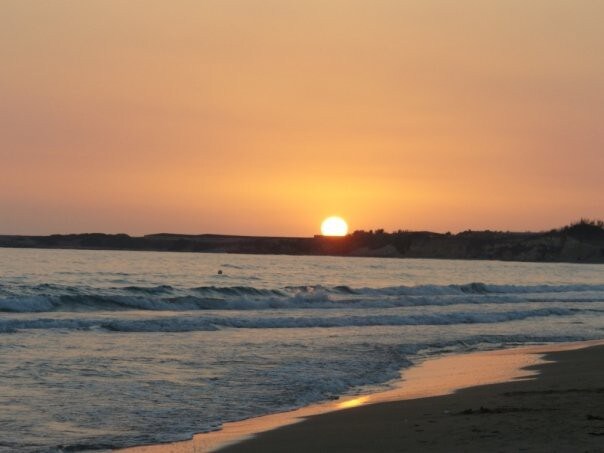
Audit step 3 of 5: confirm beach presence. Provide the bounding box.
[221,342,604,453]
[2,249,603,451]
[5,1,604,450]
[120,340,604,452]
[221,346,604,453]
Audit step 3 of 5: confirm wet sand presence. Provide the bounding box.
[120,340,604,453]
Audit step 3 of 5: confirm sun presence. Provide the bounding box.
[321,216,349,236]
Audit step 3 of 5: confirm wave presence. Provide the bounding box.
[192,286,286,297]
[35,331,596,453]
[0,283,602,313]
[0,307,594,333]
[123,285,174,294]
[220,263,245,269]
[359,282,604,296]
[196,282,604,298]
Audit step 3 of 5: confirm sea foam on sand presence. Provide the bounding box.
[119,339,604,453]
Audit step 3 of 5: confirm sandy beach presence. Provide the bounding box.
[120,340,604,453]
[6,1,604,450]
[220,343,604,452]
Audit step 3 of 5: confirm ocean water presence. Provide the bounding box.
[1,248,603,452]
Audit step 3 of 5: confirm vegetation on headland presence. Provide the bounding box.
[0,220,603,263]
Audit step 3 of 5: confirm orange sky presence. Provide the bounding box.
[1,1,602,236]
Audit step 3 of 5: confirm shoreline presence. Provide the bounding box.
[118,339,604,452]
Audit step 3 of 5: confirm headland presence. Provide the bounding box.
[1,220,603,263]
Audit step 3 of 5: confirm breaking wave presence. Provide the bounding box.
[0,283,603,313]
[0,307,595,334]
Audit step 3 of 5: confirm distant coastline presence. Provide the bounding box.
[1,220,603,264]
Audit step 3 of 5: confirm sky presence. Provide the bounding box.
[1,0,602,236]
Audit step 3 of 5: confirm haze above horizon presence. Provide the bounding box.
[1,1,602,236]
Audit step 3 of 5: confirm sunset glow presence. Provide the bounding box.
[1,1,602,236]
[321,217,349,236]
[1,3,603,451]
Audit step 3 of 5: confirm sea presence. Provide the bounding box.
[1,247,603,452]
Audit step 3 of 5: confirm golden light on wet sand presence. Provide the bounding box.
[337,396,370,409]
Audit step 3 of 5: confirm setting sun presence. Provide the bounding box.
[321,216,349,236]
